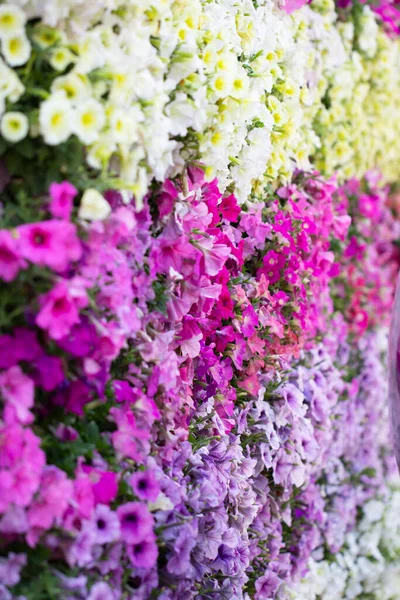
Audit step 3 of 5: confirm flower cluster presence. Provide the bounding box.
[0,0,399,207]
[332,172,400,336]
[0,163,398,598]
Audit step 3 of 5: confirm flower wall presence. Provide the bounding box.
[0,1,400,599]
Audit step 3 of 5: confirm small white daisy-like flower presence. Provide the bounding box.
[0,111,28,142]
[51,73,91,105]
[73,99,105,145]
[49,47,75,72]
[39,92,73,146]
[2,33,31,67]
[78,189,111,221]
[0,4,26,40]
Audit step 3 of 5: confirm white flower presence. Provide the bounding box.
[51,73,91,105]
[0,4,26,39]
[86,133,116,170]
[109,107,141,145]
[357,7,378,58]
[78,189,111,221]
[49,47,75,71]
[165,93,196,136]
[2,33,31,67]
[39,93,73,145]
[148,492,174,512]
[230,72,250,100]
[0,58,24,102]
[0,111,28,142]
[210,70,233,99]
[73,99,105,145]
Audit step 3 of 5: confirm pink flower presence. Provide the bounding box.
[0,366,34,425]
[358,194,381,219]
[27,466,73,530]
[111,406,149,461]
[333,214,351,240]
[127,533,158,569]
[49,181,77,220]
[71,475,95,519]
[117,502,154,544]
[0,231,26,281]
[241,304,258,338]
[18,220,82,272]
[0,424,45,511]
[36,279,88,340]
[178,317,203,359]
[193,237,231,276]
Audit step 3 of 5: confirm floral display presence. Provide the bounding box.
[0,0,400,599]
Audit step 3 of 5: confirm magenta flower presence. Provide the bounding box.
[81,466,118,505]
[33,355,64,391]
[220,194,241,222]
[0,230,26,282]
[49,181,77,220]
[18,220,82,272]
[36,280,88,340]
[129,470,160,502]
[65,381,93,416]
[116,502,154,544]
[0,366,34,425]
[127,534,158,569]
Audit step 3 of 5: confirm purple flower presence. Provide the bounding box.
[127,534,158,569]
[87,582,115,600]
[90,504,120,544]
[255,571,281,599]
[0,553,26,587]
[129,470,160,502]
[116,502,154,544]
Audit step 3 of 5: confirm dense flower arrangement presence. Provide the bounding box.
[0,0,400,599]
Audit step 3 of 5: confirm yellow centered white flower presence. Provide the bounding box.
[2,34,31,67]
[109,109,139,145]
[50,47,75,72]
[39,93,73,146]
[0,111,28,142]
[0,4,26,39]
[51,73,91,105]
[78,189,111,221]
[0,58,24,102]
[32,25,60,49]
[73,99,105,145]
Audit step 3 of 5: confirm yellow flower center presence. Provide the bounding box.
[82,113,95,127]
[0,14,14,26]
[51,113,62,127]
[9,38,22,55]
